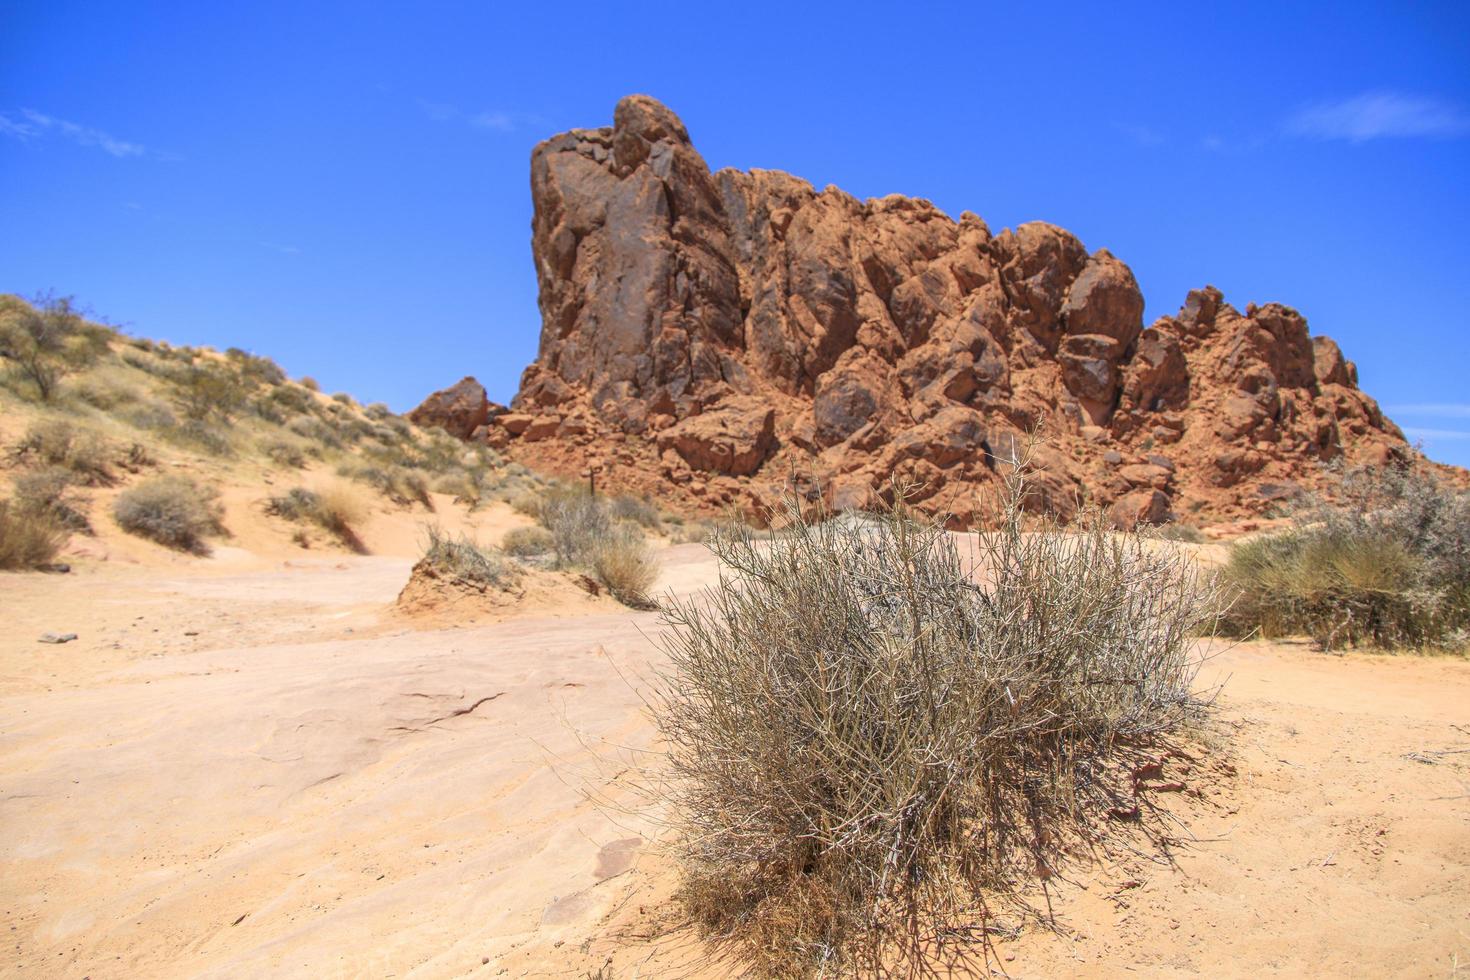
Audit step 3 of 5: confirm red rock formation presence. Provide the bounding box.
[463,96,1422,525]
[408,376,499,441]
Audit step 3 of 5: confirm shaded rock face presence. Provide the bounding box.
[409,376,494,440]
[481,96,1418,524]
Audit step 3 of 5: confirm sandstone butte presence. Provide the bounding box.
[412,94,1433,528]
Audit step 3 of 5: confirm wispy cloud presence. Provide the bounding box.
[260,241,302,256]
[419,100,518,132]
[1286,92,1470,143]
[1116,123,1164,147]
[0,108,147,157]
[1402,426,1470,441]
[1386,403,1470,418]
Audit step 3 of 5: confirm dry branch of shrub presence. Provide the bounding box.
[645,461,1222,976]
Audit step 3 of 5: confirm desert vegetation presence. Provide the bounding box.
[417,524,518,588]
[0,293,563,564]
[113,476,224,554]
[646,466,1222,976]
[1219,464,1470,651]
[536,488,659,606]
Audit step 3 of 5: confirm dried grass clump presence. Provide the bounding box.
[265,484,368,553]
[420,525,517,587]
[0,499,68,569]
[13,468,91,533]
[648,466,1220,976]
[261,439,306,468]
[12,420,114,485]
[501,525,554,557]
[609,493,664,531]
[338,463,433,510]
[540,487,612,567]
[591,523,659,605]
[1218,464,1470,651]
[114,476,223,554]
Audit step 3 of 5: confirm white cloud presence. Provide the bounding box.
[420,100,516,132]
[1386,403,1470,418]
[0,108,146,157]
[1286,93,1470,143]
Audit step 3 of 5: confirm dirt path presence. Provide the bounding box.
[2,546,1467,978]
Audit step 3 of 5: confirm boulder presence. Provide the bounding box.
[407,376,490,440]
[656,398,776,476]
[1109,489,1171,529]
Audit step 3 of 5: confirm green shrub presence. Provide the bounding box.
[0,294,101,402]
[163,419,233,457]
[114,476,223,554]
[72,377,140,411]
[364,402,392,420]
[169,364,247,422]
[224,347,287,386]
[0,499,67,569]
[125,401,177,431]
[287,415,343,450]
[649,470,1219,975]
[501,525,554,557]
[338,463,433,510]
[419,525,516,587]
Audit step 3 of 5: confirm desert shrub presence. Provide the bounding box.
[1155,523,1207,544]
[299,376,320,391]
[13,468,91,532]
[648,469,1219,976]
[592,523,659,604]
[113,476,223,554]
[125,400,177,431]
[0,294,101,402]
[72,376,139,411]
[163,419,233,457]
[331,391,353,405]
[669,520,712,545]
[1219,465,1470,651]
[419,525,516,587]
[501,525,554,557]
[509,490,543,519]
[338,463,433,509]
[0,499,67,569]
[249,395,288,425]
[287,415,343,450]
[12,421,114,485]
[364,401,392,420]
[540,488,611,567]
[261,439,306,468]
[263,384,314,416]
[224,347,286,386]
[609,493,663,531]
[170,364,247,422]
[265,484,368,552]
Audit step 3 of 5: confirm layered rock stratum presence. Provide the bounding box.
[426,95,1420,525]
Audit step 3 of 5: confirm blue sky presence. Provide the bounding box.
[2,1,1468,467]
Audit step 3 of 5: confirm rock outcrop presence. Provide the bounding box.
[408,376,498,441]
[458,96,1418,525]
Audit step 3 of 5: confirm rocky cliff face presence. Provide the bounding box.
[448,95,1414,525]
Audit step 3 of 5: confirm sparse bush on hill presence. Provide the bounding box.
[0,294,104,402]
[162,419,233,457]
[114,476,224,554]
[1219,464,1470,651]
[418,525,517,588]
[170,364,248,423]
[12,421,115,486]
[536,487,660,606]
[364,402,392,420]
[264,484,368,552]
[13,468,92,533]
[500,525,554,556]
[647,465,1220,976]
[287,414,343,450]
[299,376,320,391]
[224,347,287,386]
[260,439,307,469]
[0,499,67,570]
[337,463,433,510]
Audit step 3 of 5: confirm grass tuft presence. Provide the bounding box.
[114,476,224,554]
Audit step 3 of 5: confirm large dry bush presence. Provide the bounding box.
[114,476,224,554]
[648,468,1220,976]
[265,484,369,553]
[0,499,67,569]
[1219,464,1470,650]
[537,487,660,606]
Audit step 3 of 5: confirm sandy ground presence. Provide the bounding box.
[2,529,1467,978]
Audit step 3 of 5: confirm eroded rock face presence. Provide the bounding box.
[446,96,1427,524]
[408,376,493,440]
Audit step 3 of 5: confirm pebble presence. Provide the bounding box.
[39,632,78,644]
